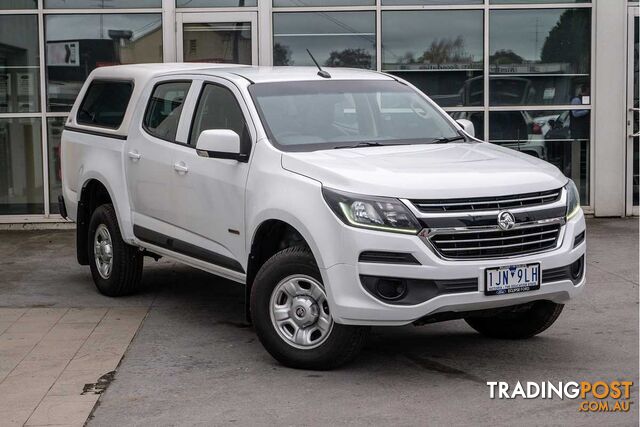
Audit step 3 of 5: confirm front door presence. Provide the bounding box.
[627,6,639,216]
[169,78,255,274]
[177,12,258,65]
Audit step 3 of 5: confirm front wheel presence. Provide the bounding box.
[250,247,369,370]
[465,300,564,339]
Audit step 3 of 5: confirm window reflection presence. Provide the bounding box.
[0,118,43,215]
[383,0,481,4]
[489,110,590,203]
[45,14,162,112]
[176,0,257,7]
[0,0,37,8]
[0,15,40,113]
[183,23,252,64]
[448,111,484,140]
[47,117,65,214]
[490,9,591,105]
[492,0,588,3]
[382,10,483,107]
[273,12,376,69]
[46,0,161,7]
[275,0,373,6]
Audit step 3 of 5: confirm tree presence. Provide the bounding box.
[489,49,525,65]
[324,48,372,69]
[273,43,292,66]
[540,9,590,73]
[419,36,472,65]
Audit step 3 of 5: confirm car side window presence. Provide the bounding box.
[143,81,191,142]
[189,83,251,153]
[77,80,133,129]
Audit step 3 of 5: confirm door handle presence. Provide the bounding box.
[128,150,141,161]
[173,161,189,174]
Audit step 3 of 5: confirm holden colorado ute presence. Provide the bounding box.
[60,64,586,370]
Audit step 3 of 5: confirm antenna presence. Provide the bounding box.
[306,49,331,79]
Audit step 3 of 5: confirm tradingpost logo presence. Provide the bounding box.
[487,381,634,412]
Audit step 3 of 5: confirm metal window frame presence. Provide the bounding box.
[626,4,639,215]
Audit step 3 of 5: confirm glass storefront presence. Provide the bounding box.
[0,0,611,219]
[183,22,253,64]
[46,117,65,215]
[489,8,591,106]
[176,0,257,7]
[45,0,162,7]
[0,118,43,215]
[0,0,37,9]
[273,12,376,69]
[0,15,40,114]
[488,110,590,203]
[382,10,484,107]
[45,13,163,111]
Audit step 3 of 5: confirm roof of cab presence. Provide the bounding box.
[88,63,395,84]
[209,66,395,84]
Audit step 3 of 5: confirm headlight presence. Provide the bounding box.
[565,179,581,220]
[322,188,421,234]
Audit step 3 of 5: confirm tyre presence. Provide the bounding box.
[88,204,143,297]
[250,246,369,370]
[465,300,564,339]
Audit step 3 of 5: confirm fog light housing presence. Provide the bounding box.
[360,276,408,301]
[570,256,584,283]
[375,278,407,301]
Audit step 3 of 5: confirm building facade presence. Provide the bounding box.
[0,0,637,222]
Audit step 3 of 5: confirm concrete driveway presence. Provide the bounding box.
[0,218,638,426]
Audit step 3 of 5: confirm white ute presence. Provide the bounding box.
[60,64,586,369]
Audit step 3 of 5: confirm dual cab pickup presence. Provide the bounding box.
[61,63,586,369]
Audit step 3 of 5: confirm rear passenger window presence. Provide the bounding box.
[189,84,251,153]
[77,80,133,129]
[143,81,191,142]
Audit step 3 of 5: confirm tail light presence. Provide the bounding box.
[532,123,542,134]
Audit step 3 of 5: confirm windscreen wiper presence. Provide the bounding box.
[334,141,384,149]
[430,135,466,144]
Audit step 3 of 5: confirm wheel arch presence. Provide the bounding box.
[245,215,324,323]
[76,177,119,265]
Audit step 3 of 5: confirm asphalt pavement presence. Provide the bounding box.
[0,218,637,426]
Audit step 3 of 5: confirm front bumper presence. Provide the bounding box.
[321,210,586,326]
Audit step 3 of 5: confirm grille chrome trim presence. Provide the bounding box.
[440,229,558,244]
[438,237,557,252]
[402,188,567,219]
[409,189,561,214]
[419,218,566,261]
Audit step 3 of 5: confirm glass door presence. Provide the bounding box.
[177,12,258,65]
[627,7,639,215]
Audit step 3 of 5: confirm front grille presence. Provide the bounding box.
[411,189,561,213]
[428,223,562,259]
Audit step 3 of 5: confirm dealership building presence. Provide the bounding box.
[0,0,637,222]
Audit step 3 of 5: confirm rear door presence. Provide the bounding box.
[125,78,193,231]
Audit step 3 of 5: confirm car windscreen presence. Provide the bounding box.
[248,80,462,152]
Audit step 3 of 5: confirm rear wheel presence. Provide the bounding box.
[251,246,369,370]
[465,301,564,339]
[88,204,143,296]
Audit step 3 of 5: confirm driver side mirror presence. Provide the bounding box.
[456,119,475,138]
[195,129,248,162]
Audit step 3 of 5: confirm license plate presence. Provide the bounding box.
[484,263,540,296]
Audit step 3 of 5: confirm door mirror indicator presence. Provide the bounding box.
[195,129,247,162]
[456,119,475,138]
